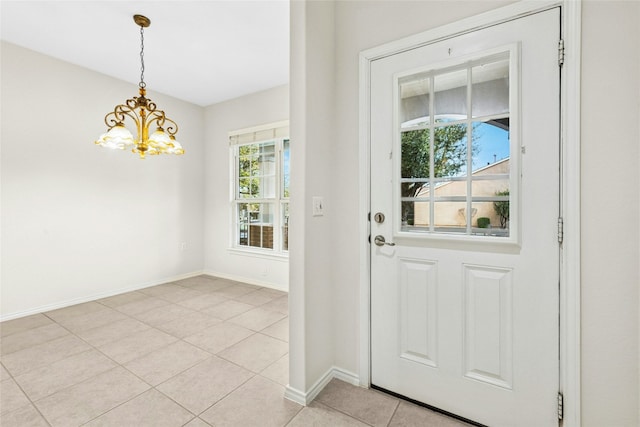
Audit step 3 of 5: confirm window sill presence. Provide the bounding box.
[228,247,289,262]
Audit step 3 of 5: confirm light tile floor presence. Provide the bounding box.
[0,275,469,426]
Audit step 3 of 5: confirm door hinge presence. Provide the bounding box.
[558,39,565,67]
[368,212,371,222]
[558,392,564,420]
[557,217,564,244]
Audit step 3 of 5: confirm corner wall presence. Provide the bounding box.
[1,42,205,319]
[288,0,336,397]
[203,85,289,290]
[580,1,640,425]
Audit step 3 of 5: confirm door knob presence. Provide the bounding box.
[374,235,396,247]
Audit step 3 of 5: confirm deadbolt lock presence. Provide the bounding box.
[374,212,385,224]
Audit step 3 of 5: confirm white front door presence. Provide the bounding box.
[370,9,561,427]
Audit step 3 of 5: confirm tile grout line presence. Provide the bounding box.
[7,295,193,425]
[2,374,54,427]
[1,276,289,426]
[191,368,258,419]
[385,399,401,427]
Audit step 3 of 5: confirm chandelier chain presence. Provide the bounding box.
[139,25,146,89]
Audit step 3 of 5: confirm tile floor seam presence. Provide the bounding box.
[11,348,115,402]
[0,325,72,357]
[75,386,153,427]
[148,384,201,418]
[30,364,140,403]
[39,316,155,380]
[316,403,378,427]
[1,361,14,380]
[83,324,182,366]
[182,326,258,356]
[0,316,54,339]
[120,339,216,389]
[110,350,227,420]
[189,299,233,314]
[119,306,217,335]
[257,330,288,344]
[283,404,373,427]
[208,346,269,375]
[2,333,93,379]
[281,404,305,427]
[190,368,258,418]
[5,372,55,427]
[48,309,146,350]
[385,399,401,427]
[213,334,289,373]
[197,375,302,427]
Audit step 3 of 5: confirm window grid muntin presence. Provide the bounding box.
[398,50,512,238]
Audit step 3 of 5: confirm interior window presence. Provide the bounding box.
[231,123,289,253]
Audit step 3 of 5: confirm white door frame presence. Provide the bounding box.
[358,1,582,426]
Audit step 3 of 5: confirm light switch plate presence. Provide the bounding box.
[312,196,324,216]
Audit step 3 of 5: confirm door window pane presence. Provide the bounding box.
[434,68,467,118]
[396,51,513,238]
[434,201,469,234]
[472,57,509,118]
[471,120,510,172]
[401,180,430,198]
[472,199,509,236]
[434,178,467,198]
[401,129,431,179]
[399,74,430,128]
[434,124,468,178]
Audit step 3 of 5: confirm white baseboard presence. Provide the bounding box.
[331,367,361,386]
[203,269,288,292]
[284,367,361,406]
[0,270,204,322]
[284,385,308,406]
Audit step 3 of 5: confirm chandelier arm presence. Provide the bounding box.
[104,108,136,128]
[148,110,166,127]
[109,104,140,128]
[104,111,124,128]
[145,100,157,113]
[162,117,179,137]
[126,97,141,111]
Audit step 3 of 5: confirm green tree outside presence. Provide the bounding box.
[401,123,476,221]
[493,189,510,228]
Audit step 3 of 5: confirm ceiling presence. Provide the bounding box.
[1,1,289,106]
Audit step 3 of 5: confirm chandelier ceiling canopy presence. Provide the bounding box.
[94,15,184,159]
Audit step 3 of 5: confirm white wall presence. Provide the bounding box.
[203,85,289,290]
[580,1,639,425]
[290,0,639,425]
[288,0,336,396]
[331,0,514,374]
[1,42,205,319]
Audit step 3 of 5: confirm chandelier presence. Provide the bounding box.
[94,15,184,159]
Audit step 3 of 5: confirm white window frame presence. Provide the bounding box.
[229,121,289,257]
[393,45,520,246]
